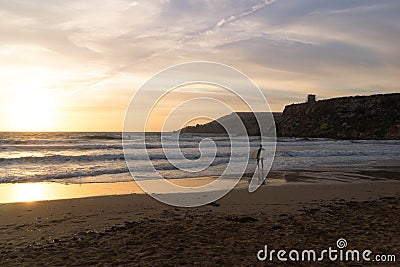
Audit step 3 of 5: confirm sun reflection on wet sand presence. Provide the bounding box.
[0,182,143,204]
[14,183,46,202]
[0,177,233,203]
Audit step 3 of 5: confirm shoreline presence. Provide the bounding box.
[0,166,399,204]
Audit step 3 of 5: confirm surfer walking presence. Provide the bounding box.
[256,144,265,170]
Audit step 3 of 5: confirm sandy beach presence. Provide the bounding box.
[1,0,400,265]
[1,179,400,266]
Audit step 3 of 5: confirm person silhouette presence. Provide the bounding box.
[256,144,265,170]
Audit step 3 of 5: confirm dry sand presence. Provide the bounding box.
[1,180,400,266]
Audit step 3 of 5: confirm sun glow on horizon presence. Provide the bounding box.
[5,86,58,132]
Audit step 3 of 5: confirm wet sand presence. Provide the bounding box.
[1,180,400,266]
[0,177,229,204]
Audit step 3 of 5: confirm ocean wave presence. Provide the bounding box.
[0,151,234,165]
[0,132,123,145]
[0,157,232,183]
[151,158,231,171]
[1,144,123,151]
[280,150,397,158]
[131,151,233,161]
[0,154,126,164]
[80,134,121,140]
[0,167,130,183]
[1,140,238,150]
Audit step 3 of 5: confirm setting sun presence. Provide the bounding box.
[6,88,57,131]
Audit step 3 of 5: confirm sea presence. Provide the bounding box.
[0,132,399,184]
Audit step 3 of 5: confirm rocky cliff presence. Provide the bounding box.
[279,93,400,139]
[180,112,281,136]
[179,93,400,140]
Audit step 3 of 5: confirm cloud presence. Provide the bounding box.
[0,0,399,130]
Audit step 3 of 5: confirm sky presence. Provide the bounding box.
[0,0,399,131]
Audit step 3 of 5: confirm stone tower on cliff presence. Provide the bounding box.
[307,94,316,103]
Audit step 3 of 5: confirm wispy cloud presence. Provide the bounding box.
[201,0,276,35]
